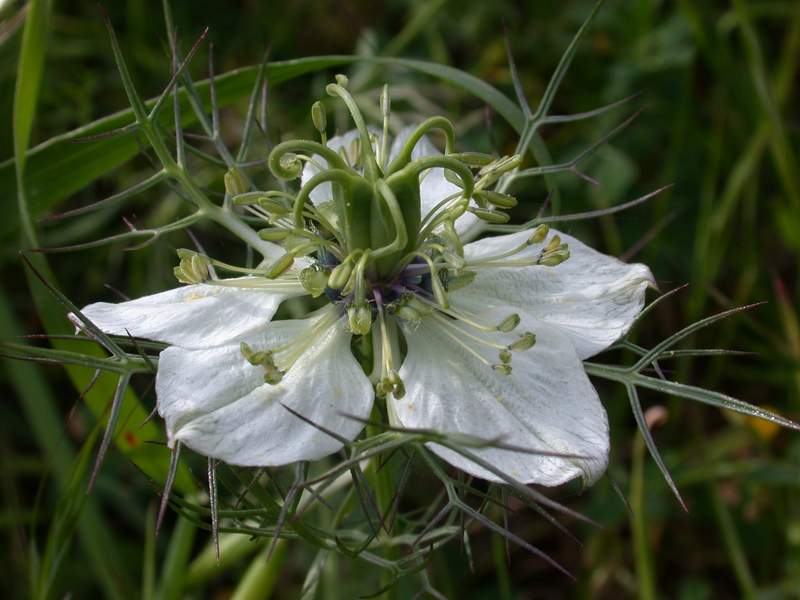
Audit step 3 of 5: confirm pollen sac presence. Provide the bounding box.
[224,167,248,197]
[299,265,330,298]
[528,224,549,245]
[266,252,295,278]
[499,349,512,363]
[240,343,284,384]
[497,313,520,333]
[311,101,327,134]
[474,190,518,209]
[174,249,210,284]
[328,260,353,290]
[258,228,292,242]
[509,332,536,352]
[348,303,372,336]
[442,270,476,292]
[492,363,512,376]
[469,207,511,224]
[538,236,571,267]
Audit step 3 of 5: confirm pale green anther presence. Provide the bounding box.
[499,349,512,364]
[509,332,536,352]
[469,207,511,224]
[538,235,570,266]
[528,224,549,244]
[392,378,406,399]
[263,367,284,385]
[224,167,248,197]
[241,343,284,383]
[538,247,570,267]
[497,313,520,333]
[266,252,295,278]
[174,250,210,284]
[475,190,517,209]
[257,198,291,216]
[335,73,349,88]
[442,200,468,222]
[477,154,522,187]
[328,259,353,290]
[445,270,476,292]
[395,305,423,323]
[258,228,292,241]
[348,303,372,336]
[299,265,329,298]
[406,294,433,317]
[376,379,393,398]
[447,152,495,167]
[443,169,465,189]
[232,191,265,206]
[311,101,327,134]
[492,363,512,376]
[545,234,562,253]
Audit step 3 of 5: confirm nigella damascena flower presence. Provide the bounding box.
[76,80,653,487]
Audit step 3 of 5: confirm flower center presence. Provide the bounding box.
[177,76,574,396]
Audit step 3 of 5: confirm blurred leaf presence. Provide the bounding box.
[0,55,520,239]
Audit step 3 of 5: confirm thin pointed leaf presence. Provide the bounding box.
[43,170,166,222]
[626,384,687,511]
[630,303,766,372]
[19,253,127,357]
[87,373,131,492]
[584,363,800,431]
[156,441,182,536]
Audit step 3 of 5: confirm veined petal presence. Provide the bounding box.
[391,315,608,486]
[156,306,374,466]
[455,228,653,359]
[76,278,304,350]
[389,125,478,235]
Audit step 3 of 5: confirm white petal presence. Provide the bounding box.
[389,125,478,235]
[77,279,304,350]
[391,315,608,486]
[156,307,374,466]
[300,128,378,205]
[455,228,653,359]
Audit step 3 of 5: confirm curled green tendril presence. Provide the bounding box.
[387,116,457,175]
[325,83,381,180]
[268,139,351,180]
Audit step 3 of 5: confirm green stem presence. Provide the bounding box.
[366,411,396,600]
[630,434,657,600]
[709,484,757,598]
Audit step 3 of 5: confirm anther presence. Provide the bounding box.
[528,224,549,244]
[174,249,211,284]
[299,265,330,298]
[311,101,327,141]
[497,313,520,333]
[468,207,511,224]
[474,190,518,209]
[509,331,536,352]
[492,363,512,375]
[348,303,372,336]
[224,167,248,197]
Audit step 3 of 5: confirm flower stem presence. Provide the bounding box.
[366,409,396,600]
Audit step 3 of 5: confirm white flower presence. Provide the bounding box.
[78,122,653,487]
